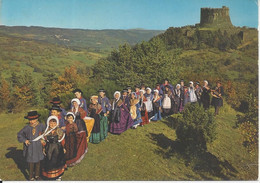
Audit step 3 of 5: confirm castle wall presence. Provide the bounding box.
[200,6,232,27]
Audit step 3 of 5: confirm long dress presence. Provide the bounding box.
[65,121,87,167]
[173,89,181,113]
[195,86,203,106]
[179,86,185,112]
[201,86,211,110]
[64,122,78,161]
[162,90,173,116]
[139,96,149,125]
[130,99,143,126]
[183,89,190,106]
[42,128,66,179]
[67,107,88,166]
[144,93,154,119]
[71,107,94,143]
[89,103,108,144]
[109,99,134,134]
[151,95,162,121]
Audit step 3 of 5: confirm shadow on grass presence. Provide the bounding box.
[5,147,28,180]
[161,114,181,130]
[148,133,238,180]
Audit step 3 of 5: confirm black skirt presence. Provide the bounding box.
[44,135,65,171]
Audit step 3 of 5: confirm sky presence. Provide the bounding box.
[0,0,258,30]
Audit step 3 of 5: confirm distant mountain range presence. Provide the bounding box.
[0,26,164,53]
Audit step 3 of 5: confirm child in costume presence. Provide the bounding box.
[41,116,66,180]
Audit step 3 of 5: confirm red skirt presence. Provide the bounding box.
[66,131,88,167]
[42,166,66,179]
[140,110,149,125]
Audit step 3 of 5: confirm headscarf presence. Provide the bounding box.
[114,91,121,102]
[146,87,152,93]
[71,98,80,113]
[140,89,145,94]
[131,92,137,98]
[154,89,159,94]
[90,95,99,103]
[33,116,64,142]
[71,98,80,105]
[66,112,76,122]
[204,80,208,85]
[112,91,121,110]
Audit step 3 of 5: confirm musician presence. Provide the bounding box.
[211,80,224,115]
[17,111,45,181]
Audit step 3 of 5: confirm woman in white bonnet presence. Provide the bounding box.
[109,91,134,134]
[201,80,211,110]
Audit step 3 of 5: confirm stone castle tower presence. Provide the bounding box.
[200,6,233,27]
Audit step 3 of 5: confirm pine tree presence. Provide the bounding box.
[0,78,11,111]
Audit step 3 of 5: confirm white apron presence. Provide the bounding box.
[145,97,153,112]
[162,94,171,109]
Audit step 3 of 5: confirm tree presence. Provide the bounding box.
[50,66,88,97]
[0,78,11,112]
[92,38,181,88]
[175,103,216,155]
[9,72,37,112]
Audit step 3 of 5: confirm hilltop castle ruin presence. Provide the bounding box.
[200,6,233,28]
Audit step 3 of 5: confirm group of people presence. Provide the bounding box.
[17,78,224,180]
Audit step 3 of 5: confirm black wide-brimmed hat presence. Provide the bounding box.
[216,80,221,84]
[126,86,131,90]
[122,89,128,93]
[180,79,184,82]
[50,96,62,104]
[196,81,200,85]
[135,84,140,88]
[50,105,62,112]
[73,88,83,94]
[98,89,106,93]
[24,111,41,120]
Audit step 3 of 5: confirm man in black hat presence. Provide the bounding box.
[17,111,45,180]
[98,89,111,116]
[72,88,88,114]
[50,106,66,131]
[126,86,132,98]
[121,89,130,109]
[211,80,224,115]
[160,78,173,93]
[50,96,67,118]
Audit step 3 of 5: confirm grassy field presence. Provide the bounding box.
[0,104,257,181]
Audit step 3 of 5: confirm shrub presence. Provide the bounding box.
[176,103,216,155]
[239,121,258,155]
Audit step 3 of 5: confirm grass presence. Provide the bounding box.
[0,104,257,180]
